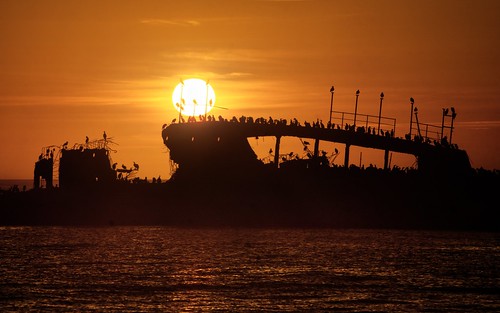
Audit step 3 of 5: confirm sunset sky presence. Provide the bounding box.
[1,0,499,180]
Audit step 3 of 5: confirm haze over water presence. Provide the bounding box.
[0,226,498,312]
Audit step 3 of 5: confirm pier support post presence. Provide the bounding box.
[274,136,281,168]
[344,144,350,168]
[314,139,320,158]
[384,149,389,170]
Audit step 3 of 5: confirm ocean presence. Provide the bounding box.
[0,227,498,312]
[0,180,32,191]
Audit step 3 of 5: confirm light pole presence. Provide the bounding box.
[409,97,414,138]
[377,92,384,135]
[353,90,360,128]
[414,106,421,138]
[329,86,335,124]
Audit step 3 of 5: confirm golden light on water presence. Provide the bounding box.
[172,78,216,117]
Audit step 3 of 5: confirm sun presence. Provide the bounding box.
[172,78,216,117]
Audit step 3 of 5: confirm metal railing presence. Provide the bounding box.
[330,111,396,135]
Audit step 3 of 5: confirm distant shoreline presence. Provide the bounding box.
[0,179,33,190]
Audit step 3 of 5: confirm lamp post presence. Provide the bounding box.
[414,106,421,138]
[409,97,414,138]
[353,90,360,128]
[377,92,384,135]
[329,86,335,124]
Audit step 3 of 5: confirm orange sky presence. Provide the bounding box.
[1,0,499,179]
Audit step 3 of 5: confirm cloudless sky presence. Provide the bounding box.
[1,0,499,179]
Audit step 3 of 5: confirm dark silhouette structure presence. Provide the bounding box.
[34,138,120,189]
[59,148,115,188]
[162,117,472,179]
[1,102,497,230]
[34,154,53,189]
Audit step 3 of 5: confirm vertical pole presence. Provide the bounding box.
[414,108,421,138]
[205,81,209,120]
[179,81,184,123]
[329,86,335,124]
[409,97,414,138]
[441,108,446,140]
[450,118,454,144]
[344,144,350,168]
[377,92,384,135]
[354,90,360,128]
[314,138,320,158]
[384,149,389,170]
[274,136,281,168]
[450,108,456,144]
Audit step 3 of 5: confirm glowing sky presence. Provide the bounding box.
[1,0,499,179]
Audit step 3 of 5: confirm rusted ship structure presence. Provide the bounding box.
[161,111,471,181]
[33,136,138,189]
[1,96,498,230]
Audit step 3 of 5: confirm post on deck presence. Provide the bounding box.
[384,149,389,170]
[274,135,281,168]
[344,143,350,168]
[314,138,320,158]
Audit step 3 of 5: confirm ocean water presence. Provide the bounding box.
[0,180,32,191]
[0,227,498,312]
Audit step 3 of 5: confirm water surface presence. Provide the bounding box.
[0,227,498,312]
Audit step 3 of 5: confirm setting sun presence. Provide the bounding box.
[172,78,216,117]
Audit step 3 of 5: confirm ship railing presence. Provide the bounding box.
[409,122,445,143]
[69,139,117,153]
[330,111,396,136]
